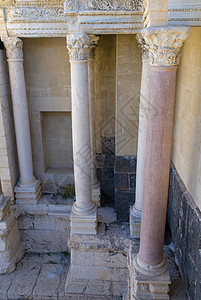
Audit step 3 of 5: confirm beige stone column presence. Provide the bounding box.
[67,33,97,235]
[1,37,41,205]
[132,27,191,300]
[88,35,101,207]
[130,36,150,238]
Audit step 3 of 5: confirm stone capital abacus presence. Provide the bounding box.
[139,26,191,66]
[1,37,23,60]
[67,33,91,61]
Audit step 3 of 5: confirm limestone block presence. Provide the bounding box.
[33,264,66,300]
[71,250,127,269]
[71,264,128,283]
[8,262,41,299]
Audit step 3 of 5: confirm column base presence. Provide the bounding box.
[14,179,42,205]
[70,210,98,235]
[91,184,101,207]
[131,254,170,300]
[130,206,142,239]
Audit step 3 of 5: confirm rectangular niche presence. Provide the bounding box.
[41,112,73,172]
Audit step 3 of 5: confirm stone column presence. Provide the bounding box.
[132,27,191,300]
[88,35,101,207]
[1,37,41,205]
[67,33,97,235]
[130,36,150,238]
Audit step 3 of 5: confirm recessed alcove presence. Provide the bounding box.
[41,111,73,173]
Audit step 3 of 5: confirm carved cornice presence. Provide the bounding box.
[1,37,23,60]
[140,26,191,66]
[67,33,90,60]
[7,7,66,23]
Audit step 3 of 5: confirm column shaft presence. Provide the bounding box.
[67,33,97,235]
[88,40,100,206]
[139,65,177,265]
[71,60,94,213]
[130,52,150,238]
[2,37,41,204]
[8,60,34,184]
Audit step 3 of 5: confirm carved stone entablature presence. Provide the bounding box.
[0,1,65,8]
[140,26,191,66]
[67,33,90,60]
[1,37,23,60]
[64,0,143,14]
[7,7,66,23]
[87,0,143,11]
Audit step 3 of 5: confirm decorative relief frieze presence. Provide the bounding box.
[0,1,64,8]
[87,0,143,11]
[139,26,191,66]
[64,0,143,13]
[7,7,66,22]
[1,37,23,60]
[67,33,90,60]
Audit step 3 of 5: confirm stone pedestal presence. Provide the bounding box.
[67,33,97,235]
[130,40,150,239]
[131,26,191,299]
[0,180,22,274]
[2,37,41,205]
[65,222,129,298]
[88,35,101,207]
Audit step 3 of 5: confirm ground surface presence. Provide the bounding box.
[0,247,187,300]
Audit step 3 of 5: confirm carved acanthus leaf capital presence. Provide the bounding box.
[89,35,100,58]
[136,33,149,61]
[67,33,90,60]
[1,37,23,60]
[140,26,191,66]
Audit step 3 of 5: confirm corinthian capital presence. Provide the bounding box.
[136,33,149,61]
[140,26,191,66]
[67,33,90,61]
[1,37,23,60]
[89,35,100,58]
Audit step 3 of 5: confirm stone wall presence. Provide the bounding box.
[114,35,141,220]
[115,35,142,157]
[23,38,73,193]
[171,27,201,210]
[0,48,18,200]
[168,164,201,300]
[114,156,136,221]
[95,35,116,206]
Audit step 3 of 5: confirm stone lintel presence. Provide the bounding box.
[14,179,42,205]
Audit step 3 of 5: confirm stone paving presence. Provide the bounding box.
[0,248,187,300]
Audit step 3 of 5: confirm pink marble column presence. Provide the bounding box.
[135,27,191,274]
